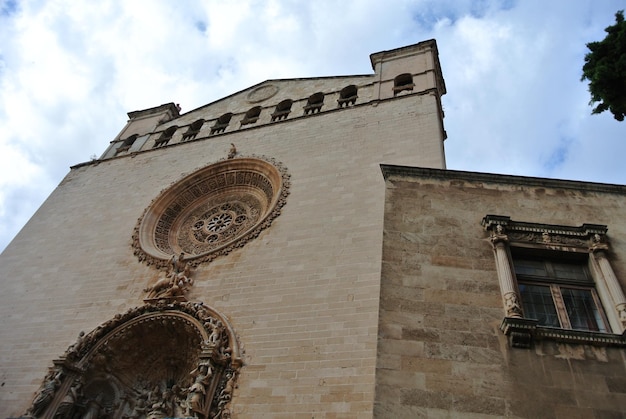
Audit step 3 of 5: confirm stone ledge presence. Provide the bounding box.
[500,317,626,349]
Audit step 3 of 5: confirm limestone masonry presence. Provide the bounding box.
[1,39,625,418]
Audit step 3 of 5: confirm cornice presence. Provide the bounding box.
[381,165,626,195]
[127,102,180,119]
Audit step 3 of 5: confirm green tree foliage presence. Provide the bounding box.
[581,10,626,121]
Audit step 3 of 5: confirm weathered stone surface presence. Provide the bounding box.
[0,41,447,418]
[376,167,626,418]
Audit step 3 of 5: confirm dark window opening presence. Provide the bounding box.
[241,106,262,125]
[304,92,324,115]
[271,100,292,121]
[115,134,138,155]
[183,119,205,141]
[211,113,233,135]
[154,126,177,148]
[514,257,609,333]
[393,73,414,95]
[338,85,358,108]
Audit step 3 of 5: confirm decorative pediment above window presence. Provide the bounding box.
[482,214,608,250]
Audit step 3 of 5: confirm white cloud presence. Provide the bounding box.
[436,1,625,181]
[0,0,624,251]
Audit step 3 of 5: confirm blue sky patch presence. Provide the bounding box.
[544,140,571,172]
[412,0,517,30]
[1,0,18,17]
[195,20,207,34]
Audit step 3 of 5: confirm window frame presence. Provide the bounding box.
[515,260,610,333]
[482,215,626,348]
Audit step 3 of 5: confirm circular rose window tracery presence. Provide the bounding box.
[133,157,289,268]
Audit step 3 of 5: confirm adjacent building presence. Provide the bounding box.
[377,166,626,417]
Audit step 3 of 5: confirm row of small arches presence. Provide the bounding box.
[117,74,414,153]
[150,84,358,148]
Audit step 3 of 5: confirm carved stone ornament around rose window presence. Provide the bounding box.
[132,155,290,270]
[25,301,242,419]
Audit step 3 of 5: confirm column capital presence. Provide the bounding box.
[590,233,610,254]
[482,215,510,246]
[489,233,509,246]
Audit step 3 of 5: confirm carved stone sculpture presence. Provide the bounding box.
[504,291,523,317]
[27,301,241,419]
[144,252,194,300]
[208,321,223,346]
[54,380,82,418]
[227,143,237,159]
[82,394,104,419]
[28,370,62,416]
[186,364,213,417]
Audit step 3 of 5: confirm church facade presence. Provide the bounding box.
[0,39,625,418]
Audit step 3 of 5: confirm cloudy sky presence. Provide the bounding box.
[0,0,624,252]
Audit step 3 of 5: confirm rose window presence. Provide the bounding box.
[178,198,260,255]
[205,212,232,232]
[133,157,289,267]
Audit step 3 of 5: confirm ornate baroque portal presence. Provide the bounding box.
[27,302,242,418]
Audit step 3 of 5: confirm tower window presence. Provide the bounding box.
[183,119,205,141]
[393,73,414,95]
[241,106,262,125]
[304,92,324,115]
[154,126,177,148]
[271,100,292,121]
[210,113,233,135]
[337,85,358,108]
[115,134,138,155]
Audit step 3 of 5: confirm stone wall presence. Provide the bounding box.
[376,166,626,418]
[0,83,445,416]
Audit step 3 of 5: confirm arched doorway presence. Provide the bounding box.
[27,301,241,419]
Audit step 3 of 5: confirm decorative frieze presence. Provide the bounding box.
[482,215,608,250]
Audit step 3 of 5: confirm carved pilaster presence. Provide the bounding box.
[483,217,523,319]
[592,247,626,332]
[492,240,523,318]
